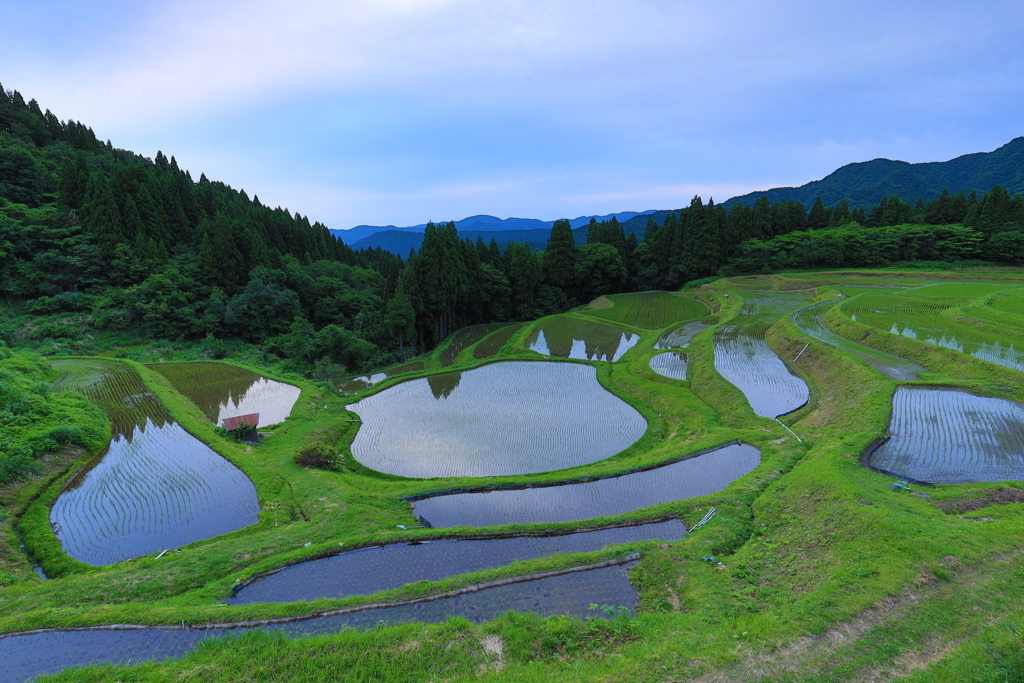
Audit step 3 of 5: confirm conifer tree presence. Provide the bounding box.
[542,219,576,296]
[83,173,124,256]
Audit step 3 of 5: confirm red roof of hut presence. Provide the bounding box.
[223,413,259,431]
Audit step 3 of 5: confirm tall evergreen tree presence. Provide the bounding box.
[542,219,576,297]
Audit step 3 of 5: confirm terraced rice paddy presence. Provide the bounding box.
[713,293,811,418]
[149,362,300,428]
[584,291,709,330]
[791,302,924,380]
[649,351,688,380]
[229,521,685,604]
[908,282,1018,299]
[48,360,259,565]
[527,317,639,361]
[473,323,526,359]
[844,294,1024,373]
[867,388,1024,484]
[987,289,1024,317]
[439,323,514,367]
[336,361,425,393]
[412,443,760,528]
[0,561,638,683]
[653,316,718,350]
[347,362,646,478]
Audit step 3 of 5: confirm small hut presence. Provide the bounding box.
[223,413,259,443]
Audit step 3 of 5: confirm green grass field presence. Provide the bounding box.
[582,291,710,329]
[6,269,1024,682]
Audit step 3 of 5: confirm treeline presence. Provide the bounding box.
[4,84,1024,375]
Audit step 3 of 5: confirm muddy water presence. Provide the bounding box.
[791,302,924,380]
[713,293,810,418]
[867,387,1024,484]
[49,360,259,565]
[0,562,638,683]
[148,362,299,428]
[347,361,646,478]
[229,520,684,604]
[649,351,688,380]
[412,442,761,528]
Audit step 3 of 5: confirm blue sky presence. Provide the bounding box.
[4,0,1023,228]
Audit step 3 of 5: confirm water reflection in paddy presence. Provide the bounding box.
[791,302,924,380]
[527,318,639,361]
[229,520,684,604]
[649,351,688,380]
[0,562,638,683]
[49,360,259,565]
[336,361,425,393]
[347,361,647,478]
[149,362,299,428]
[713,293,810,418]
[868,387,1024,484]
[412,442,760,528]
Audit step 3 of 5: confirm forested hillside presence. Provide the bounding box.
[724,136,1024,209]
[3,84,1024,379]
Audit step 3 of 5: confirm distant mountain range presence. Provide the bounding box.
[334,137,1024,254]
[330,211,655,254]
[723,137,1024,210]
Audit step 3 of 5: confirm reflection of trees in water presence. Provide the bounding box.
[428,371,462,400]
[149,363,260,422]
[52,360,170,441]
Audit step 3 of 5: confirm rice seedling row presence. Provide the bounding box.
[149,362,300,428]
[791,302,924,380]
[0,562,638,683]
[648,351,689,380]
[843,295,1024,373]
[411,443,760,528]
[526,317,639,361]
[48,360,259,565]
[903,282,1022,299]
[867,387,1024,484]
[473,323,525,359]
[346,362,647,478]
[336,361,425,393]
[439,323,514,367]
[653,316,718,350]
[583,291,709,330]
[712,293,810,418]
[229,520,685,604]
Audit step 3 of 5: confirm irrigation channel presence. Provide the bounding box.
[866,387,1024,484]
[411,443,761,527]
[229,520,685,604]
[48,360,259,565]
[0,560,638,683]
[526,318,639,361]
[148,362,300,428]
[791,301,925,380]
[712,292,811,418]
[346,361,647,478]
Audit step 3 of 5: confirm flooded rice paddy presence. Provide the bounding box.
[440,324,514,367]
[526,318,639,361]
[649,351,688,380]
[584,291,709,330]
[149,362,300,428]
[844,295,1024,373]
[474,323,525,359]
[229,520,685,604]
[713,293,811,418]
[867,387,1024,484]
[336,361,425,393]
[653,317,717,350]
[346,362,646,478]
[412,442,761,528]
[791,302,924,380]
[48,360,259,565]
[0,561,638,683]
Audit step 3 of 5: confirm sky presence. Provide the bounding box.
[3,0,1023,229]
